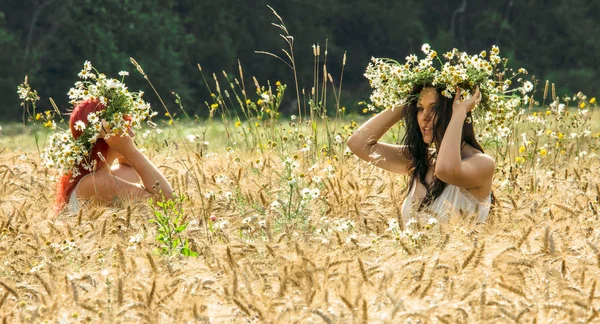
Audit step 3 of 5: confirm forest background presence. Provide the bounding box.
[0,0,599,120]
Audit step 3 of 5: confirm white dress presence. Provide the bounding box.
[402,182,491,223]
[67,174,92,213]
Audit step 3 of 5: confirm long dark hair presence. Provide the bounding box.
[401,84,484,208]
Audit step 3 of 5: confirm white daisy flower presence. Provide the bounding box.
[301,188,312,199]
[523,81,533,93]
[421,43,431,54]
[87,112,99,124]
[427,218,438,225]
[74,121,86,131]
[78,69,91,79]
[311,188,320,199]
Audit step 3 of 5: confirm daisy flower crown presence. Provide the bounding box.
[364,44,533,131]
[42,61,157,177]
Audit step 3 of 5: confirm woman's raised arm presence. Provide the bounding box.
[435,87,494,192]
[105,133,173,199]
[78,126,173,202]
[347,105,412,174]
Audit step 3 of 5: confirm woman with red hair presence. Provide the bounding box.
[56,98,172,213]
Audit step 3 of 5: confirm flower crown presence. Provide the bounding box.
[364,44,533,129]
[42,61,157,177]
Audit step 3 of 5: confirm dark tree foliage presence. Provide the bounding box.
[0,0,598,120]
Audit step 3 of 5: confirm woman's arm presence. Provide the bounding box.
[435,87,495,189]
[105,134,173,199]
[347,105,412,174]
[79,124,173,201]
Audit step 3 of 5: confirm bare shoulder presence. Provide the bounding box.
[77,172,116,199]
[462,148,495,172]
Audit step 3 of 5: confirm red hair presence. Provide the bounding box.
[55,99,109,212]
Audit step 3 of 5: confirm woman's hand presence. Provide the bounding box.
[452,86,481,116]
[100,121,136,155]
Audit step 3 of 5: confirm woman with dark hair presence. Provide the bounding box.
[55,98,173,213]
[347,85,494,222]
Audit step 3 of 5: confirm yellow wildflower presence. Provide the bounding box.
[35,113,42,120]
[43,120,53,128]
[210,103,218,110]
[276,81,281,87]
[539,149,547,156]
[591,97,596,104]
[515,157,524,163]
[545,110,551,115]
[235,121,242,127]
[362,108,368,113]
[165,112,170,117]
[579,102,586,109]
[246,99,251,105]
[168,119,174,125]
[557,133,564,139]
[519,146,526,153]
[257,99,264,105]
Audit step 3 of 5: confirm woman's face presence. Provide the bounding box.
[417,87,438,144]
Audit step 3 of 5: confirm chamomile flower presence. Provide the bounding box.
[421,43,431,54]
[311,188,320,199]
[523,81,534,93]
[74,121,86,132]
[301,188,312,199]
[270,200,280,209]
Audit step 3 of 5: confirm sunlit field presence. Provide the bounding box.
[2,8,600,322]
[2,94,600,323]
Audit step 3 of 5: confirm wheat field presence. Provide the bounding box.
[4,11,600,320]
[1,105,600,324]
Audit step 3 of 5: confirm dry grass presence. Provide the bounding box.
[2,125,600,323]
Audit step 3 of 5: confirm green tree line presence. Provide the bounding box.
[1,0,598,121]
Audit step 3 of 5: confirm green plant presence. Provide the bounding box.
[149,194,198,257]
